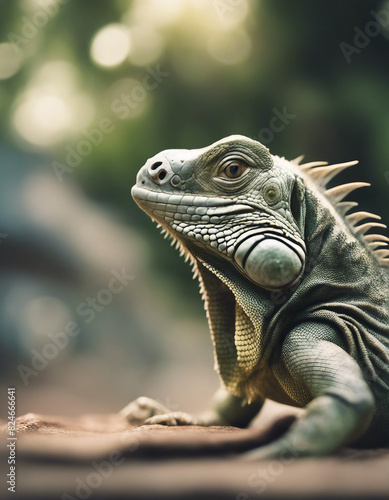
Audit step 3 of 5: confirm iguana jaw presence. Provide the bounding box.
[132,185,305,291]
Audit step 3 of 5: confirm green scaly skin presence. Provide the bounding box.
[122,135,389,458]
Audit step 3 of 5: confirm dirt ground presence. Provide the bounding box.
[1,404,389,500]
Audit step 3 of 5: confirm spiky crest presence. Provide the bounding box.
[151,217,197,271]
[308,160,359,187]
[299,158,389,267]
[291,154,305,165]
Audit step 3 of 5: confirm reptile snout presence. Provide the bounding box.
[147,155,174,185]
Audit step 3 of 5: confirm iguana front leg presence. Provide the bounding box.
[120,387,264,427]
[243,322,375,459]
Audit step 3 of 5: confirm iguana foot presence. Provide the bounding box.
[240,389,375,460]
[120,397,201,426]
[120,397,171,424]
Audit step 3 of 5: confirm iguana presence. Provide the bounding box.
[123,135,389,458]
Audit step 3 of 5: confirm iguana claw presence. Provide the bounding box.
[120,397,171,424]
[145,412,200,426]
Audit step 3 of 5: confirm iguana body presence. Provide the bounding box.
[124,135,389,458]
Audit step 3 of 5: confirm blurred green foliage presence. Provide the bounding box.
[1,0,389,311]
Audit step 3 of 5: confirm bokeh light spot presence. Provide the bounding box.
[129,0,184,27]
[33,60,79,92]
[33,95,71,131]
[210,0,249,28]
[11,59,96,147]
[13,91,72,147]
[90,23,131,68]
[127,26,164,66]
[207,29,251,65]
[0,43,23,80]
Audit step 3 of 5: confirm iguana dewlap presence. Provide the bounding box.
[124,135,389,458]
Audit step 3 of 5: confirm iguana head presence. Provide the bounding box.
[132,135,306,292]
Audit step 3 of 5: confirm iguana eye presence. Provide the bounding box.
[221,162,246,179]
[263,183,281,205]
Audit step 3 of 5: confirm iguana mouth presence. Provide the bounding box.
[132,186,238,217]
[132,186,305,291]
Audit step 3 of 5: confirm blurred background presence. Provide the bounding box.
[0,0,388,418]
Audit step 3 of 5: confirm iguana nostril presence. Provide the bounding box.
[151,161,162,170]
[145,155,176,185]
